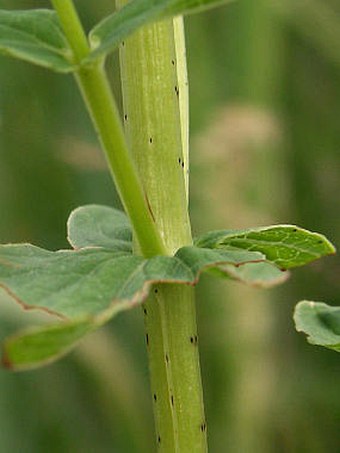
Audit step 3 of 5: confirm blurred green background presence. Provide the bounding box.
[0,0,339,452]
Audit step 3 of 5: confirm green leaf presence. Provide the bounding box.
[88,0,234,61]
[194,225,335,269]
[0,244,268,321]
[294,301,340,353]
[2,319,96,371]
[0,245,267,370]
[67,204,132,251]
[68,205,287,288]
[3,205,332,369]
[0,244,146,318]
[0,9,75,72]
[219,261,289,288]
[0,205,280,369]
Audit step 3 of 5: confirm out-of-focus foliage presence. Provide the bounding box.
[0,0,339,452]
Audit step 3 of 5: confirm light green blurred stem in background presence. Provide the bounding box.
[51,0,166,258]
[222,0,283,450]
[117,4,207,451]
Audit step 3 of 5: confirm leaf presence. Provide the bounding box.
[2,319,96,371]
[88,0,234,61]
[220,261,289,288]
[294,301,340,353]
[0,245,268,321]
[0,206,275,369]
[2,205,333,369]
[67,204,132,251]
[0,246,267,370]
[0,9,75,72]
[0,244,146,319]
[68,205,287,287]
[194,225,335,269]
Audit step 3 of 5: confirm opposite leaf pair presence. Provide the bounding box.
[0,205,335,370]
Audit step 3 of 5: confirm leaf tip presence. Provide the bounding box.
[322,236,336,255]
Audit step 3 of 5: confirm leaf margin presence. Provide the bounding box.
[294,300,340,353]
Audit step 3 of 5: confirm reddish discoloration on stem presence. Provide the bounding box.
[2,350,13,370]
[145,194,156,222]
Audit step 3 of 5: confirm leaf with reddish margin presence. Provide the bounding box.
[2,204,333,370]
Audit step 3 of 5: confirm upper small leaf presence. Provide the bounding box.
[67,204,132,251]
[294,301,340,353]
[0,9,75,72]
[88,0,234,61]
[67,205,287,288]
[194,225,335,269]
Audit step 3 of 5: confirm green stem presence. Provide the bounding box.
[118,9,207,451]
[75,65,166,257]
[53,0,206,449]
[50,0,89,62]
[51,0,166,258]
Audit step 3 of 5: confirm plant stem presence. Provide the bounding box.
[53,0,206,449]
[50,0,89,62]
[118,9,207,451]
[75,65,166,257]
[51,0,166,258]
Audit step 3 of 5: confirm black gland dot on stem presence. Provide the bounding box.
[171,59,175,66]
[146,333,149,346]
[181,161,185,169]
[200,422,206,432]
[158,436,161,444]
[165,354,169,364]
[149,137,153,144]
[124,114,128,121]
[154,288,158,294]
[153,394,157,402]
[171,395,174,406]
[143,307,147,315]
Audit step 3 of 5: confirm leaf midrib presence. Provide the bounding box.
[219,237,322,258]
